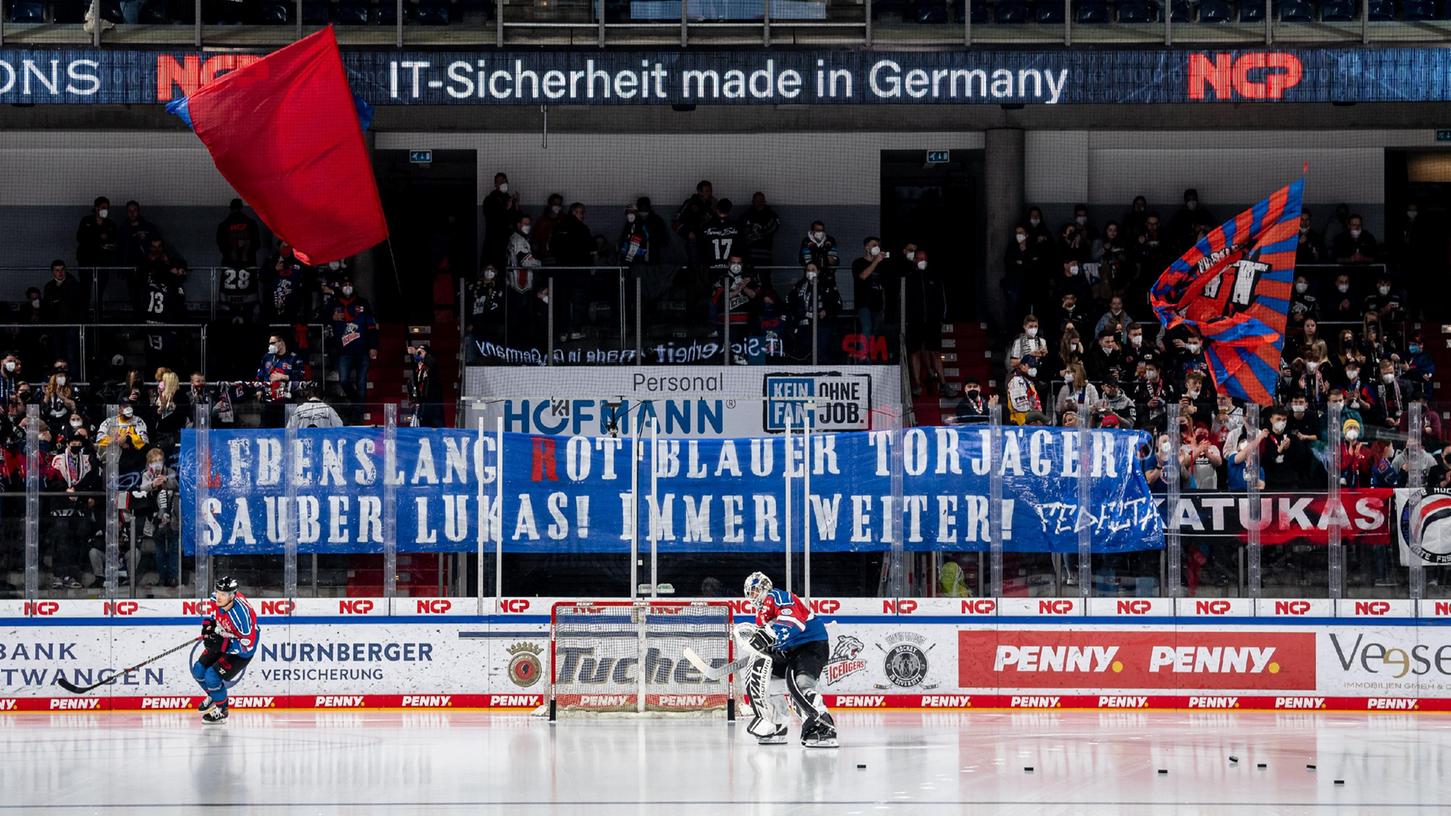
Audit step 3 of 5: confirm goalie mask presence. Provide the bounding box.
[743,572,772,604]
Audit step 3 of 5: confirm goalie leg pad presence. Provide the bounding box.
[743,656,780,737]
[783,641,833,733]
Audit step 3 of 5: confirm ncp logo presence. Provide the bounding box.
[1038,600,1075,615]
[962,599,997,615]
[810,599,841,614]
[417,599,453,614]
[500,599,531,613]
[1195,600,1232,615]
[260,600,295,616]
[1187,52,1304,100]
[727,600,756,616]
[104,601,139,616]
[1274,600,1311,616]
[24,601,59,616]
[338,599,375,615]
[883,599,917,614]
[1354,601,1391,617]
[1117,600,1152,615]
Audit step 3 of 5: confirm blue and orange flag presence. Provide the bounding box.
[167,27,387,266]
[1149,177,1304,406]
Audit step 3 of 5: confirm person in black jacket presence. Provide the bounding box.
[481,172,521,269]
[904,249,951,396]
[408,343,444,428]
[550,203,595,342]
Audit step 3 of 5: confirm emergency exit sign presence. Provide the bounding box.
[409,149,433,164]
[1436,130,1451,142]
[926,150,950,164]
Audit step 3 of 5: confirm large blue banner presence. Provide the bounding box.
[2,47,1450,105]
[179,427,1163,556]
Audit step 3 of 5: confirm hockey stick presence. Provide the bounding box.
[55,637,201,695]
[681,648,754,682]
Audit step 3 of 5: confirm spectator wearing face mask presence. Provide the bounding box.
[1168,189,1214,251]
[264,241,313,325]
[1180,371,1214,422]
[1024,206,1052,246]
[1333,214,1378,263]
[1058,323,1085,372]
[1069,204,1097,243]
[1005,223,1053,318]
[482,172,521,269]
[0,355,22,405]
[1406,335,1436,399]
[1339,359,1374,416]
[1086,331,1123,383]
[1131,212,1171,301]
[95,399,148,466]
[1006,356,1043,425]
[119,200,162,267]
[1006,315,1048,372]
[506,215,541,294]
[1295,211,1324,264]
[323,276,378,408]
[1051,260,1091,320]
[1119,324,1156,373]
[798,221,839,280]
[1093,296,1133,346]
[76,195,121,271]
[1287,318,1327,364]
[1338,418,1371,487]
[1372,359,1409,430]
[710,254,762,345]
[1092,221,1130,294]
[257,335,303,428]
[467,266,506,345]
[1285,394,1321,444]
[1131,360,1169,429]
[852,237,888,342]
[1258,407,1304,490]
[904,249,952,396]
[673,180,716,268]
[1288,274,1320,327]
[784,262,841,363]
[532,193,567,262]
[408,346,444,428]
[133,446,180,588]
[1058,222,1091,265]
[1298,351,1331,413]
[618,204,651,268]
[953,377,995,424]
[1364,274,1405,329]
[1055,361,1099,418]
[1170,332,1210,383]
[1323,272,1358,322]
[46,432,98,590]
[38,370,79,438]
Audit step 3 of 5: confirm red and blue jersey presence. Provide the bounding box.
[214,593,260,658]
[755,588,828,652]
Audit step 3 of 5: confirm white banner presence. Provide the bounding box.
[461,366,902,437]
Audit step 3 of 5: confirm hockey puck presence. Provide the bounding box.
[1228,756,1239,763]
[1334,780,1345,786]
[1157,769,1168,775]
[1024,767,1034,772]
[1256,763,1267,769]
[1306,764,1316,770]
[857,764,867,769]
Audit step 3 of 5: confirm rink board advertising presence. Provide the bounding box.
[3,47,1451,105]
[4,597,1451,712]
[177,425,1163,556]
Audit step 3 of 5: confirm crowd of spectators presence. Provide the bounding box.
[465,173,951,383]
[0,194,402,593]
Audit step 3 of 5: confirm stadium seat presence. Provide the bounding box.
[953,0,991,22]
[916,0,950,23]
[333,0,371,22]
[1075,0,1110,22]
[302,0,331,22]
[413,0,451,23]
[7,0,46,20]
[1402,0,1439,18]
[101,0,125,23]
[1116,0,1157,21]
[257,0,293,21]
[377,0,398,22]
[1169,0,1191,17]
[1032,0,1065,21]
[1368,0,1395,18]
[1319,0,1354,20]
[995,0,1031,20]
[1277,0,1314,19]
[1239,0,1265,19]
[1199,0,1234,20]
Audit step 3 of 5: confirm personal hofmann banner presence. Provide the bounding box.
[178,426,1162,556]
[4,47,1451,105]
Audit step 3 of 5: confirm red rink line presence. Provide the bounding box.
[1,693,1443,712]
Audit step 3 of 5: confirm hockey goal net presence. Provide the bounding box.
[549,600,735,720]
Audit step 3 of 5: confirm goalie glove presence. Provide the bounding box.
[746,625,777,655]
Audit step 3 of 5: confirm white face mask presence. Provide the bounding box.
[1336,283,1349,293]
[30,298,40,309]
[1350,229,1362,238]
[916,261,927,271]
[552,204,562,214]
[868,246,881,257]
[1272,420,1287,433]
[1292,404,1306,414]
[1186,200,1198,210]
[1026,367,1038,378]
[1186,343,1202,354]
[1146,371,1159,381]
[1130,335,1142,347]
[1383,373,1396,384]
[1064,373,1075,383]
[267,343,278,355]
[1295,282,1308,294]
[806,270,818,281]
[1029,217,1041,227]
[1345,429,1360,441]
[520,225,532,235]
[1307,361,1320,371]
[1075,215,1087,226]
[812,231,825,242]
[540,294,550,305]
[1067,266,1079,277]
[1378,285,1390,296]
[1025,327,1038,338]
[498,183,509,193]
[2,362,13,373]
[341,286,353,297]
[1346,370,1360,381]
[483,269,496,281]
[1102,345,1114,354]
[729,263,743,275]
[1015,233,1027,244]
[122,407,134,418]
[1408,210,1418,220]
[69,419,82,429]
[98,208,109,220]
[1186,390,1201,399]
[56,375,66,386]
[626,213,636,223]
[1159,440,1172,454]
[329,260,341,271]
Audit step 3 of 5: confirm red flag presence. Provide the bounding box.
[173,27,387,265]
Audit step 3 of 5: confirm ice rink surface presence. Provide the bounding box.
[0,709,1448,815]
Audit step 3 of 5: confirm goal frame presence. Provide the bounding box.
[548,600,736,722]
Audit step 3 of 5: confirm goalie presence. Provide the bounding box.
[740,572,838,748]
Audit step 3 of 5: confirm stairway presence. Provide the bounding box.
[911,321,995,426]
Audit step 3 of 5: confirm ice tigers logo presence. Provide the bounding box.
[825,636,866,686]
[1399,489,1451,566]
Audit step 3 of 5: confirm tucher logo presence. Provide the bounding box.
[507,642,544,688]
[875,631,936,690]
[825,636,867,686]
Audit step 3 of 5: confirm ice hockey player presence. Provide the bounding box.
[741,571,838,748]
[191,576,260,723]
